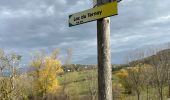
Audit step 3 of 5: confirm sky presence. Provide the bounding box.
[0,0,170,65]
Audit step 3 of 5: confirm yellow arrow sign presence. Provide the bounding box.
[69,1,118,27]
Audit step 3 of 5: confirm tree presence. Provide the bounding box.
[116,69,131,94]
[116,64,151,100]
[65,48,73,65]
[0,49,21,99]
[148,49,170,100]
[127,64,149,100]
[29,50,63,98]
[85,70,98,100]
[126,47,170,100]
[122,49,152,100]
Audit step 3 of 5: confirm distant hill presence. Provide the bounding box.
[129,49,170,65]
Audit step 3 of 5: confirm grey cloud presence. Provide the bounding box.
[0,0,170,64]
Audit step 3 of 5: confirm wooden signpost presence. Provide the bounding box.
[69,0,118,100]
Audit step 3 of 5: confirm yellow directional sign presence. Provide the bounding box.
[69,1,118,27]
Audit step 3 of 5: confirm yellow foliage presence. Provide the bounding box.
[116,69,129,90]
[30,56,63,96]
[128,64,152,73]
[116,69,128,79]
[116,64,152,92]
[116,64,152,80]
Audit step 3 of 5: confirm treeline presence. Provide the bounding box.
[62,64,97,72]
[115,48,170,100]
[62,64,129,72]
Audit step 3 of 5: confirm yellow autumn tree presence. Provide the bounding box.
[116,64,152,97]
[29,50,63,97]
[116,69,130,93]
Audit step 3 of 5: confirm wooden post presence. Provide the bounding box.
[97,0,112,100]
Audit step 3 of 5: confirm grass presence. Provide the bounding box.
[57,69,169,100]
[57,69,98,99]
[58,69,97,84]
[57,69,122,99]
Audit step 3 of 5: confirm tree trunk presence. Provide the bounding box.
[168,84,170,98]
[158,87,163,100]
[147,85,149,100]
[137,92,140,100]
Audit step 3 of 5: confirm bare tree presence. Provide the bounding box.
[0,50,21,99]
[147,48,170,100]
[59,48,73,99]
[65,48,73,65]
[127,64,147,100]
[85,69,98,100]
[126,50,153,100]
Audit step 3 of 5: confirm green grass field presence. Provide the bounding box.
[57,70,98,98]
[57,69,169,100]
[57,69,123,99]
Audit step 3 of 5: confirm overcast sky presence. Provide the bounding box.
[0,0,170,65]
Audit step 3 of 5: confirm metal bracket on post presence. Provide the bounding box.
[94,0,121,8]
